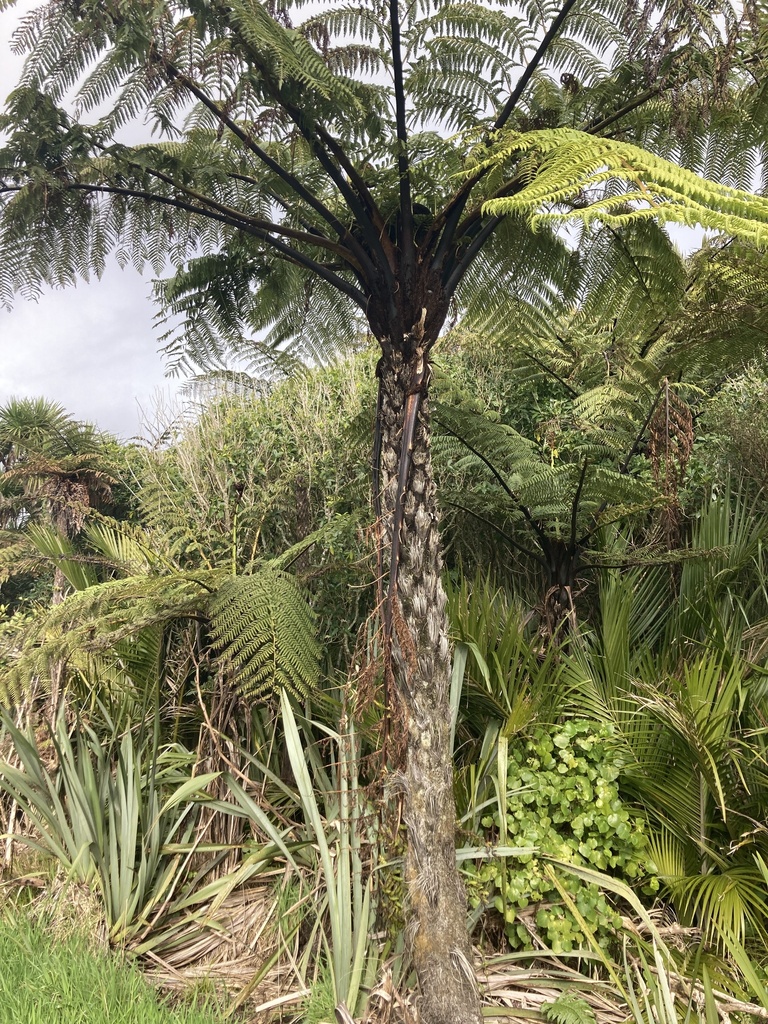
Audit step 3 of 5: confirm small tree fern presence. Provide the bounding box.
[434,383,658,631]
[1,520,325,708]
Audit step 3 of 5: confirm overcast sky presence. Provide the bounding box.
[1,4,183,440]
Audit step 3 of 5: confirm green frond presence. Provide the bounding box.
[84,521,156,577]
[24,523,99,592]
[435,397,656,542]
[481,129,768,244]
[6,569,217,682]
[646,825,688,883]
[210,568,320,701]
[664,866,768,947]
[435,398,539,474]
[156,240,363,375]
[458,215,574,334]
[225,0,361,107]
[543,993,597,1024]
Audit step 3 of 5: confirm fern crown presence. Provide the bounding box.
[0,0,766,364]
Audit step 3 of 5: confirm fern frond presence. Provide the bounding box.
[210,569,320,701]
[543,993,597,1024]
[480,129,768,244]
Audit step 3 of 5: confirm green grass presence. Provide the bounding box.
[0,911,226,1024]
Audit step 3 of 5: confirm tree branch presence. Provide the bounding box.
[570,458,589,549]
[582,42,740,136]
[268,91,392,273]
[138,161,362,266]
[433,169,524,285]
[207,29,394,291]
[619,390,661,474]
[314,123,390,237]
[163,64,381,281]
[584,86,661,135]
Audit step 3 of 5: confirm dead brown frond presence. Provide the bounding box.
[140,883,292,1015]
[363,964,418,1024]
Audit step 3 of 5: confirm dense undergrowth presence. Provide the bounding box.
[1,326,768,1022]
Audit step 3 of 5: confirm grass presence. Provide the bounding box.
[0,910,227,1024]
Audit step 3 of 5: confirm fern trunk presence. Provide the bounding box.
[541,537,579,637]
[377,344,481,1024]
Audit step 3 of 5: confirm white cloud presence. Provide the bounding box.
[1,4,183,439]
[0,266,182,439]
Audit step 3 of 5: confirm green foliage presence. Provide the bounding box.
[0,385,361,706]
[0,714,225,944]
[446,572,563,736]
[436,393,656,538]
[702,363,768,496]
[561,506,768,954]
[279,692,377,1015]
[468,721,657,953]
[544,992,597,1024]
[434,228,768,627]
[479,129,768,243]
[0,397,118,615]
[211,569,320,701]
[1,0,768,998]
[300,968,338,1024]
[646,243,768,385]
[1,0,765,373]
[134,361,375,667]
[0,398,115,527]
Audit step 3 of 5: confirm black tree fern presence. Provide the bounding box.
[2,1,768,1018]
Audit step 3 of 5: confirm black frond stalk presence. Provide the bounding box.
[444,498,546,567]
[436,413,549,549]
[165,64,377,275]
[494,0,581,131]
[444,215,503,295]
[389,0,415,280]
[570,458,589,549]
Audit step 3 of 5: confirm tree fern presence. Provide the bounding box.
[435,393,656,545]
[3,2,767,1014]
[2,556,323,706]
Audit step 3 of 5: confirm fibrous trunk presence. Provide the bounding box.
[377,344,481,1024]
[541,537,579,638]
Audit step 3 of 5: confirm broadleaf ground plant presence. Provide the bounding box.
[468,720,657,953]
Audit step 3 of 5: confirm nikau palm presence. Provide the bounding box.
[2,1,768,1019]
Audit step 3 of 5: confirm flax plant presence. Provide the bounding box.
[280,692,377,1019]
[0,712,224,944]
